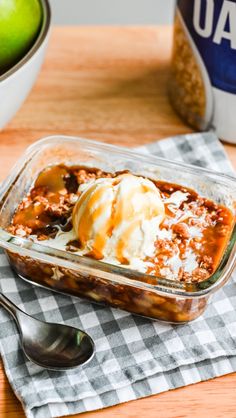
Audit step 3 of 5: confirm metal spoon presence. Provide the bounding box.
[0,292,95,370]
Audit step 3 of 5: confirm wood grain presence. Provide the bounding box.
[0,26,235,418]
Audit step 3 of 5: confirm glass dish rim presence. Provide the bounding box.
[0,134,235,299]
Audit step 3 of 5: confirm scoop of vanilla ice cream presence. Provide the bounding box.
[72,173,165,265]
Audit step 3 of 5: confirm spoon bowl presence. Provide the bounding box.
[0,293,95,370]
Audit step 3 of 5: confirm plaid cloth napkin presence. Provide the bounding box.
[0,132,236,418]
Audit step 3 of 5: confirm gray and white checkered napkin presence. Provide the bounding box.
[0,132,236,418]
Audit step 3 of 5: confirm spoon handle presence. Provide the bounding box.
[0,292,21,321]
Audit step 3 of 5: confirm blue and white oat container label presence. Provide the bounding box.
[171,0,236,143]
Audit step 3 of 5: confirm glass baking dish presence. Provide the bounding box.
[0,136,235,323]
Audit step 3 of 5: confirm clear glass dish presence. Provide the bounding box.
[0,136,235,323]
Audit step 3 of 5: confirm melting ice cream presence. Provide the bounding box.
[72,174,165,266]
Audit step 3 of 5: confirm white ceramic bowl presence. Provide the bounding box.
[0,0,51,130]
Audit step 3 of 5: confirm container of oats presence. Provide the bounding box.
[169,0,236,144]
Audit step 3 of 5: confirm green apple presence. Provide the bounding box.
[0,0,43,74]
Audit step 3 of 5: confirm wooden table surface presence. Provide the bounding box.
[0,26,236,418]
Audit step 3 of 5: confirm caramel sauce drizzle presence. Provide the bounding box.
[9,164,235,282]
